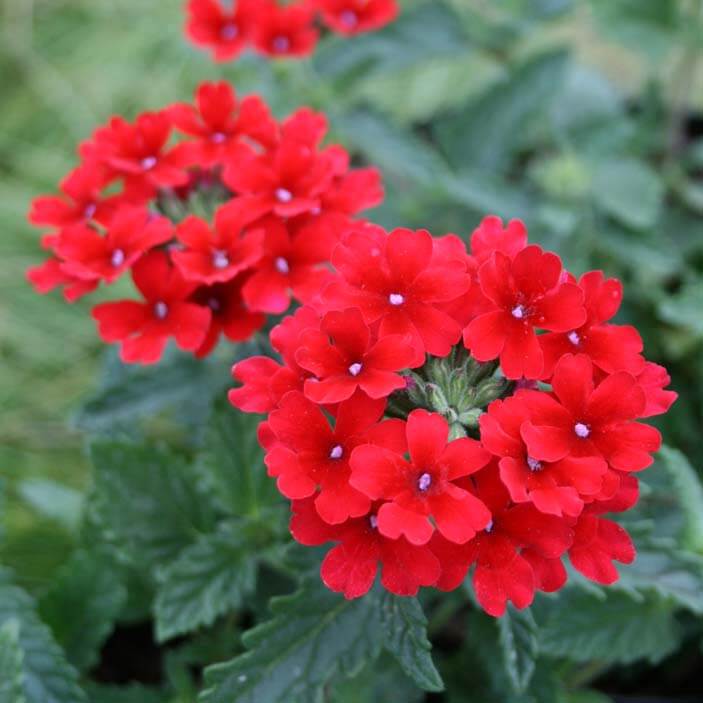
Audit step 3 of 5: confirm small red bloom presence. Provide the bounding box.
[229,356,296,413]
[520,354,661,472]
[321,167,384,215]
[325,227,472,364]
[250,1,319,58]
[92,251,210,364]
[539,271,645,378]
[83,111,188,198]
[241,218,335,313]
[464,245,586,379]
[469,215,527,264]
[317,0,399,35]
[265,391,406,523]
[430,468,573,616]
[636,361,678,418]
[185,0,258,62]
[26,258,98,302]
[480,394,608,517]
[295,308,417,403]
[28,163,117,230]
[170,81,278,165]
[290,497,440,598]
[568,513,635,585]
[172,205,264,285]
[56,209,172,284]
[350,410,491,545]
[189,275,266,357]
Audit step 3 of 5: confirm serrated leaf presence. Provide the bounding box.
[379,593,444,692]
[155,526,257,642]
[200,401,277,517]
[200,580,382,703]
[90,441,216,566]
[0,620,25,703]
[39,550,126,671]
[592,157,664,230]
[497,606,538,693]
[534,589,680,665]
[0,569,87,703]
[435,49,570,171]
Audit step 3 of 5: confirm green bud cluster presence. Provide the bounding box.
[156,177,232,223]
[387,347,513,439]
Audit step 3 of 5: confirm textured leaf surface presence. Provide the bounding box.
[0,569,86,703]
[90,441,216,566]
[39,550,126,671]
[200,580,382,703]
[155,526,257,642]
[379,594,443,692]
[0,620,25,703]
[497,606,538,693]
[535,589,680,665]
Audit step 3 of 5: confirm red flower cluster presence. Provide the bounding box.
[185,0,399,63]
[27,81,383,363]
[230,218,677,616]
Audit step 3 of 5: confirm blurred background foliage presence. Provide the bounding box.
[1,0,703,700]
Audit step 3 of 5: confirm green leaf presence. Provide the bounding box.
[658,279,703,339]
[154,525,257,643]
[74,346,234,434]
[39,550,126,671]
[90,441,216,566]
[435,49,570,171]
[200,401,277,517]
[0,620,25,703]
[497,605,538,693]
[592,157,664,230]
[17,479,83,531]
[379,593,444,692]
[0,569,87,703]
[535,589,680,665]
[200,580,382,703]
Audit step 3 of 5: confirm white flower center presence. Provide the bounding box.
[141,156,157,171]
[220,22,238,41]
[274,256,290,274]
[208,297,221,312]
[511,304,526,319]
[417,472,432,492]
[84,202,97,219]
[389,293,405,306]
[272,36,290,53]
[211,132,227,144]
[527,456,542,472]
[574,422,590,439]
[369,515,378,529]
[348,362,363,377]
[275,187,293,203]
[110,249,125,267]
[329,445,344,460]
[153,301,168,319]
[567,331,581,346]
[485,520,494,533]
[212,250,230,269]
[340,10,358,27]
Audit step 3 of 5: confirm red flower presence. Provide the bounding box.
[469,215,527,264]
[295,307,417,403]
[520,354,661,473]
[240,218,335,313]
[265,391,406,523]
[92,251,210,364]
[430,468,573,616]
[185,0,258,62]
[83,111,188,198]
[568,513,635,585]
[325,227,472,364]
[636,361,678,418]
[169,81,278,165]
[350,410,491,545]
[222,134,337,219]
[480,394,608,517]
[250,1,319,58]
[290,497,440,598]
[28,163,117,230]
[321,167,384,215]
[463,245,586,379]
[189,275,266,357]
[317,0,399,35]
[172,205,264,285]
[26,258,98,302]
[55,209,172,284]
[539,271,645,378]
